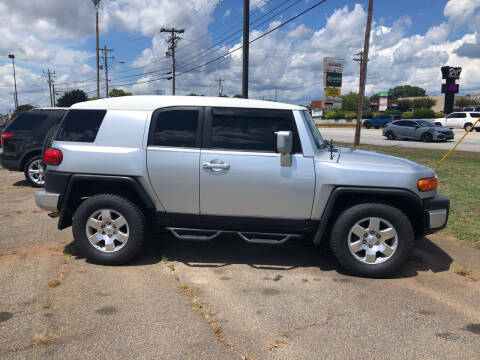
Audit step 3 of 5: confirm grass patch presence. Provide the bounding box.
[48,280,60,288]
[336,143,480,247]
[33,332,55,345]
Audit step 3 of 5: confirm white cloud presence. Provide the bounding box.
[224,9,231,18]
[444,0,480,26]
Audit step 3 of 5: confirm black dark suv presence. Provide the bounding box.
[0,108,66,187]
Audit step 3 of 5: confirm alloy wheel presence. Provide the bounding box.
[28,159,45,185]
[85,209,129,253]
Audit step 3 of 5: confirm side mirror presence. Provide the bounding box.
[276,131,293,166]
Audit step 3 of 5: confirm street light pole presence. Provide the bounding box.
[8,54,18,110]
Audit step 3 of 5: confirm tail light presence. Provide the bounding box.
[417,177,438,192]
[43,148,63,165]
[1,132,14,146]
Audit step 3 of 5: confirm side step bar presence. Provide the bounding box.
[166,227,301,244]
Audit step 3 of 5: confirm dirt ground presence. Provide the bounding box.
[0,167,479,359]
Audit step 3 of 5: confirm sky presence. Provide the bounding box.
[1,0,480,113]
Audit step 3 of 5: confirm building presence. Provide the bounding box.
[310,100,324,117]
[398,95,467,112]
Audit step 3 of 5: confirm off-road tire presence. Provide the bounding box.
[72,194,145,265]
[330,203,415,278]
[23,155,45,187]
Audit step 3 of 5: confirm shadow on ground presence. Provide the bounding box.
[12,179,29,187]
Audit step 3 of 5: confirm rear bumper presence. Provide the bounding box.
[423,194,449,234]
[0,156,21,171]
[35,190,60,212]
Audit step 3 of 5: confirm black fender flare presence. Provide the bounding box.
[58,174,155,230]
[312,186,423,245]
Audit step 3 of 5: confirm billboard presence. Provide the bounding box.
[323,57,344,73]
[324,72,342,87]
[325,88,341,97]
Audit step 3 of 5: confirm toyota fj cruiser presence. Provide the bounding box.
[35,96,449,277]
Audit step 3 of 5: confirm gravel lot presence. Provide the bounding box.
[318,127,480,152]
[0,167,479,359]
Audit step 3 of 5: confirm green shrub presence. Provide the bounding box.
[384,109,402,116]
[434,112,445,118]
[344,111,357,120]
[402,111,414,119]
[413,108,435,119]
[324,111,336,119]
[332,111,346,119]
[363,111,373,119]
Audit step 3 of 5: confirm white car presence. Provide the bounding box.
[434,112,480,131]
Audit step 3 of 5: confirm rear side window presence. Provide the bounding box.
[208,108,300,153]
[470,113,480,118]
[6,112,63,134]
[149,108,201,148]
[55,110,106,142]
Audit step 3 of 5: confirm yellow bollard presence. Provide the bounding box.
[438,118,479,165]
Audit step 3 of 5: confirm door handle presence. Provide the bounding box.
[203,161,230,171]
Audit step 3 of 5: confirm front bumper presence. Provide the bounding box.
[433,131,454,141]
[423,194,449,234]
[35,190,60,212]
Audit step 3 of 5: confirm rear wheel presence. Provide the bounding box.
[374,126,380,129]
[475,128,480,132]
[329,203,414,277]
[386,131,396,140]
[421,132,433,142]
[72,194,145,265]
[364,122,371,129]
[464,123,473,132]
[434,122,442,127]
[24,155,45,187]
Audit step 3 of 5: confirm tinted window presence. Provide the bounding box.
[394,121,408,126]
[6,111,63,134]
[55,110,106,142]
[417,120,435,127]
[210,112,293,152]
[470,113,480,118]
[150,109,199,147]
[458,113,467,118]
[447,113,458,118]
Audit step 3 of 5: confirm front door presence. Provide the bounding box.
[199,107,315,220]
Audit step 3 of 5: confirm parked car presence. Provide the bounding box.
[463,106,480,112]
[383,119,454,142]
[434,111,480,132]
[35,96,449,277]
[363,114,401,129]
[0,108,67,187]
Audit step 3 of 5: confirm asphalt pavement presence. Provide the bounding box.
[318,127,480,152]
[0,168,479,359]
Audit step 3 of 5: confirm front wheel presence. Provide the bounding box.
[386,131,396,140]
[421,132,433,142]
[330,203,414,277]
[24,155,45,187]
[72,194,145,265]
[464,123,473,132]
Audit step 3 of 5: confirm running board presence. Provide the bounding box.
[167,227,301,244]
[167,228,221,241]
[237,232,300,245]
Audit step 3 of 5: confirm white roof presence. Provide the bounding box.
[71,95,306,111]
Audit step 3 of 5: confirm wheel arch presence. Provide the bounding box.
[58,174,155,230]
[312,187,425,245]
[20,148,42,170]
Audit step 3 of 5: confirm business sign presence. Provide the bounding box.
[323,57,344,73]
[441,83,459,94]
[378,91,389,97]
[324,72,342,87]
[441,66,462,79]
[325,88,341,97]
[379,97,388,112]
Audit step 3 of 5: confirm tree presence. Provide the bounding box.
[108,88,132,97]
[13,104,34,116]
[341,92,370,111]
[56,89,88,107]
[412,97,436,109]
[389,85,426,99]
[455,97,480,108]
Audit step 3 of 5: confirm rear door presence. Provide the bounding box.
[199,107,315,220]
[146,107,203,215]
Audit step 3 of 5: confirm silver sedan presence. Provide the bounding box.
[383,119,454,142]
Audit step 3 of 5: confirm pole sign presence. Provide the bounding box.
[441,66,462,114]
[323,57,344,73]
[379,98,388,112]
[324,72,342,87]
[378,91,389,97]
[325,88,341,97]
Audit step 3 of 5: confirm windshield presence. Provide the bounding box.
[417,120,435,127]
[302,110,324,148]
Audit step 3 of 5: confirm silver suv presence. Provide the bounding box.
[35,96,449,277]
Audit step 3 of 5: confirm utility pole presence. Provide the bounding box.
[160,27,184,95]
[275,87,278,102]
[43,69,56,107]
[353,0,373,147]
[100,45,114,97]
[92,0,101,98]
[242,0,250,99]
[8,54,18,110]
[216,77,223,96]
[52,81,56,107]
